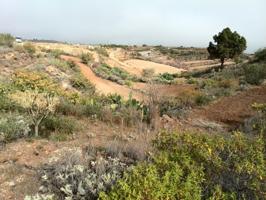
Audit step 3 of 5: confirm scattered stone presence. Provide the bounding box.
[261,79,266,85]
[8,181,16,187]
[86,132,96,138]
[33,150,39,156]
[162,114,175,123]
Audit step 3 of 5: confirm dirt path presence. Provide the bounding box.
[61,55,144,100]
[108,50,184,76]
[192,86,266,127]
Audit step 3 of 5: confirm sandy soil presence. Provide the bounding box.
[123,59,185,76]
[108,50,185,76]
[61,55,144,100]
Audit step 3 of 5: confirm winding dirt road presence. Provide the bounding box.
[61,55,144,100]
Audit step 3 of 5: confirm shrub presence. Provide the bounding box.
[51,59,78,73]
[70,73,96,93]
[254,48,266,62]
[95,47,109,57]
[0,84,17,111]
[48,49,65,58]
[142,68,155,78]
[94,64,136,84]
[13,71,59,94]
[0,33,14,47]
[195,94,212,106]
[23,42,36,56]
[100,154,204,200]
[155,72,176,83]
[244,63,266,85]
[154,131,265,199]
[101,131,265,199]
[42,115,78,135]
[56,97,85,117]
[80,53,93,64]
[8,90,60,137]
[30,155,129,200]
[0,113,31,142]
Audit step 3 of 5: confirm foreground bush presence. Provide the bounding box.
[100,131,265,200]
[27,155,129,200]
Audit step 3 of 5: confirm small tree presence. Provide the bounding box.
[9,90,59,137]
[207,27,247,69]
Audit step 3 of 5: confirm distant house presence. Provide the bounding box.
[15,37,23,43]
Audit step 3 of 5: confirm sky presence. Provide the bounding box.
[0,0,265,52]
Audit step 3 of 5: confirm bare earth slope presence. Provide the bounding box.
[192,86,266,126]
[123,59,184,76]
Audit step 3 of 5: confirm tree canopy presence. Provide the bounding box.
[207,28,247,68]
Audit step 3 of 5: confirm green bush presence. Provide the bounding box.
[101,131,265,199]
[48,49,65,58]
[48,58,78,73]
[195,94,212,106]
[80,53,93,64]
[95,47,109,57]
[100,160,203,200]
[254,48,266,62]
[244,63,266,85]
[12,71,60,94]
[154,132,265,199]
[94,64,137,84]
[42,115,78,135]
[0,33,14,47]
[0,113,31,142]
[23,43,36,56]
[70,73,96,93]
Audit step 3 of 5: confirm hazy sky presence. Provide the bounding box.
[0,0,265,52]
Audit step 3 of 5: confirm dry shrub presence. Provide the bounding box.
[142,68,155,78]
[146,83,161,130]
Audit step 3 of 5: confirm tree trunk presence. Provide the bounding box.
[34,118,42,137]
[34,123,39,137]
[220,58,225,70]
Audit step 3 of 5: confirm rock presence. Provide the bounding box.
[261,79,266,85]
[33,150,39,156]
[8,181,16,187]
[86,132,96,138]
[162,114,175,123]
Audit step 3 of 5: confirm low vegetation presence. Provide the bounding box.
[0,32,265,200]
[93,64,138,85]
[0,33,15,47]
[100,131,265,200]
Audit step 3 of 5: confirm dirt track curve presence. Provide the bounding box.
[61,55,144,100]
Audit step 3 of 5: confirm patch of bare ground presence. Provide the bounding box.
[191,86,266,128]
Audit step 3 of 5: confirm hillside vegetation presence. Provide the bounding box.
[0,33,265,200]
